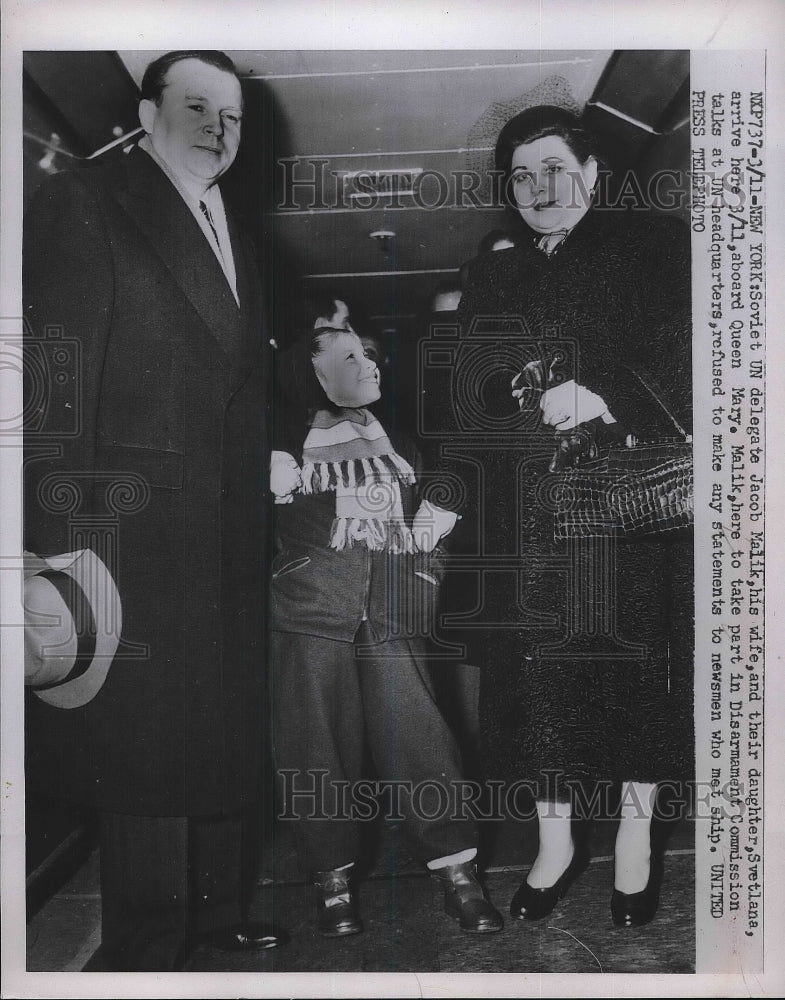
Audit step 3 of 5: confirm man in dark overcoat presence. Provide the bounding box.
[23,50,285,970]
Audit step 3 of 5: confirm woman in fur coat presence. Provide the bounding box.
[456,105,693,927]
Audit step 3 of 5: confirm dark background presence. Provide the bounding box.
[22,47,691,912]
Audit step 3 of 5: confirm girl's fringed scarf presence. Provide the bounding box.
[301,408,417,553]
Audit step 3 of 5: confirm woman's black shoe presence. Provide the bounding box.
[610,879,660,927]
[510,849,588,921]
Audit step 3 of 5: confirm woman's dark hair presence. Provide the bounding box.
[494,105,604,205]
[140,50,239,104]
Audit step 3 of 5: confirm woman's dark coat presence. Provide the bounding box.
[454,208,694,799]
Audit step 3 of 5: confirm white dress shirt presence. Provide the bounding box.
[137,135,239,306]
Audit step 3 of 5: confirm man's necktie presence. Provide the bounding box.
[199,200,224,262]
[536,229,569,257]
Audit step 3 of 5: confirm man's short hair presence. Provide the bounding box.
[141,50,239,105]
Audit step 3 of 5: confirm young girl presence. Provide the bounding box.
[268,326,502,939]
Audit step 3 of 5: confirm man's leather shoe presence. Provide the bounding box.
[203,921,288,951]
[510,848,589,921]
[315,867,364,938]
[431,861,503,933]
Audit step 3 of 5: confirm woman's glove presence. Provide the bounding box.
[412,500,459,553]
[511,356,563,411]
[270,451,302,504]
[539,379,614,430]
[539,381,627,471]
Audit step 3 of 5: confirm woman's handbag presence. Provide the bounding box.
[552,368,693,540]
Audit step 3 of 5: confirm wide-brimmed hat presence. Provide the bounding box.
[24,548,122,709]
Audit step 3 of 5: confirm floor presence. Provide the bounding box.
[26,808,695,976]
